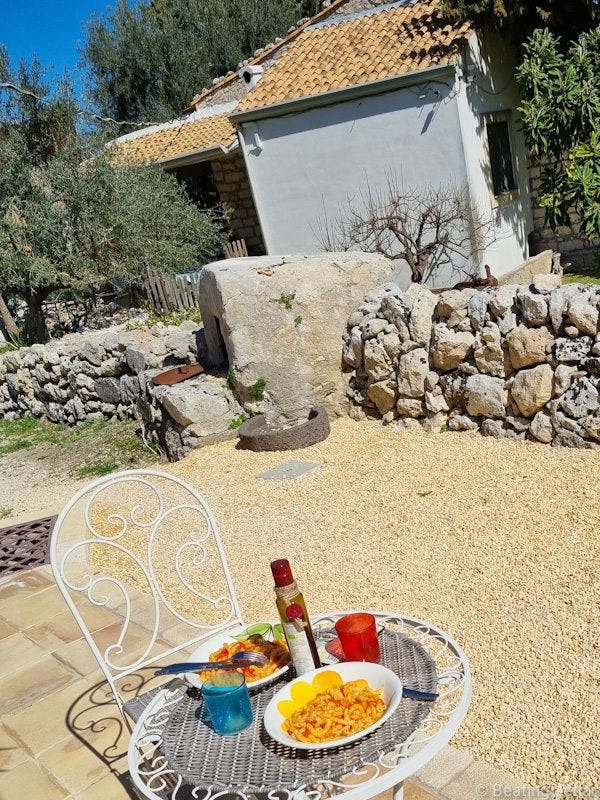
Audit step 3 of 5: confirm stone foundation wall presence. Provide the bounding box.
[212,152,265,255]
[345,276,600,447]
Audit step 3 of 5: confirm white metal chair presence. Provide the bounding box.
[49,469,243,724]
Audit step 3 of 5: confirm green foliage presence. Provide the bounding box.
[0,55,227,341]
[0,506,13,520]
[73,460,120,478]
[84,0,321,123]
[0,416,64,455]
[225,367,235,391]
[249,378,266,400]
[0,438,32,456]
[146,305,202,327]
[294,315,302,326]
[563,255,600,284]
[228,413,248,430]
[517,27,600,240]
[278,291,296,310]
[440,0,598,47]
[127,304,202,329]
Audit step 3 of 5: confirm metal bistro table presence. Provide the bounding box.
[128,612,471,800]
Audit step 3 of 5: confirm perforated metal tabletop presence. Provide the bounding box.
[128,613,471,800]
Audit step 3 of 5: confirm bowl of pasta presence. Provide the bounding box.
[263,662,402,750]
[185,622,291,690]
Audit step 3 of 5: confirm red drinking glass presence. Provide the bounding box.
[335,613,380,663]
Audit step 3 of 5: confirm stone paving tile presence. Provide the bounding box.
[3,677,94,756]
[0,584,72,627]
[62,678,129,769]
[73,769,138,800]
[0,758,69,800]
[37,735,117,797]
[0,631,48,679]
[0,723,28,771]
[0,653,76,717]
[0,616,17,641]
[23,606,118,652]
[415,744,474,791]
[0,567,53,600]
[442,760,538,800]
[405,782,444,800]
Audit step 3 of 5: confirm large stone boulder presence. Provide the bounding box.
[198,253,393,422]
[153,377,243,436]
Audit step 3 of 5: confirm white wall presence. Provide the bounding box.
[240,81,474,286]
[241,43,533,283]
[457,30,533,274]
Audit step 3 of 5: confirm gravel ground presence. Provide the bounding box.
[165,418,600,791]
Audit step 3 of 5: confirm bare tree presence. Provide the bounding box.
[316,177,495,284]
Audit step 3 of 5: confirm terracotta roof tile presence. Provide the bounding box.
[236,1,471,112]
[109,113,236,166]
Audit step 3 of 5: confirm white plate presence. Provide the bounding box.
[185,622,289,690]
[264,662,403,750]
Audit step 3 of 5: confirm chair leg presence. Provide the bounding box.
[393,781,404,800]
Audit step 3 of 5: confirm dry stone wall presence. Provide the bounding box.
[0,321,244,460]
[0,322,201,425]
[344,276,600,447]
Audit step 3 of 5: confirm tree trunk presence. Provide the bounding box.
[23,292,49,343]
[0,293,20,341]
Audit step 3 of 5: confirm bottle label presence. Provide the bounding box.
[283,622,317,676]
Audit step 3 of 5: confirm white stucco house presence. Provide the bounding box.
[112,0,534,284]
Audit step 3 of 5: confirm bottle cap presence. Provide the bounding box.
[271,558,294,587]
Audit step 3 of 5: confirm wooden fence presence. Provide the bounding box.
[143,271,201,313]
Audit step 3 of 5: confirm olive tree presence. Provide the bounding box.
[84,0,322,123]
[0,59,227,342]
[440,0,598,48]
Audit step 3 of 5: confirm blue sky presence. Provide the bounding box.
[2,0,115,95]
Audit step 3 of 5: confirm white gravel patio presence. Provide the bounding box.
[168,417,600,792]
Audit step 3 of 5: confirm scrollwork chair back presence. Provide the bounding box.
[50,469,243,719]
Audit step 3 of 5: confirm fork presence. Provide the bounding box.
[154,651,268,677]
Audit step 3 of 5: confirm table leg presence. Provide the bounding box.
[392,781,404,800]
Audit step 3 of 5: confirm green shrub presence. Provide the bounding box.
[249,378,266,400]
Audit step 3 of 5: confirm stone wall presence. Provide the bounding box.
[212,152,265,255]
[344,276,600,447]
[0,323,200,424]
[529,162,599,271]
[0,322,244,460]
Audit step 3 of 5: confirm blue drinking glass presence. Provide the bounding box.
[201,672,253,735]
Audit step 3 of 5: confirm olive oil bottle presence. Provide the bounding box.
[271,559,321,676]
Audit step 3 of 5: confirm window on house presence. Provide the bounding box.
[484,113,517,198]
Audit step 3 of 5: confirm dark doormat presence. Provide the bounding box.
[0,515,57,577]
